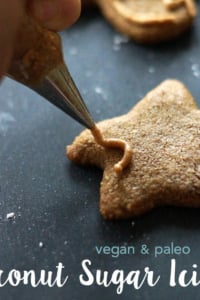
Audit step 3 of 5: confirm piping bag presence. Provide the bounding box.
[6,14,133,173]
[7,14,95,129]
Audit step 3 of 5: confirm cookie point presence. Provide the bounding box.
[66,145,78,161]
[66,145,71,156]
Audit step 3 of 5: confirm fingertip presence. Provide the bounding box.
[61,0,81,29]
[28,0,81,31]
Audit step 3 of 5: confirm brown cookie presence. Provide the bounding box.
[82,0,197,43]
[67,80,200,219]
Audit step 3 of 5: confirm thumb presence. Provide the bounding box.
[27,0,81,31]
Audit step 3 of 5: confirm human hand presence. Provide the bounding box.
[0,0,81,80]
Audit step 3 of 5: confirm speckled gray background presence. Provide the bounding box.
[0,4,200,300]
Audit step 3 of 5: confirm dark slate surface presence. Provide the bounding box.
[0,5,200,300]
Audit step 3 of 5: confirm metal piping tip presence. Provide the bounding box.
[30,63,95,129]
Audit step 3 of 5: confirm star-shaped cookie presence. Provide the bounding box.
[67,80,200,219]
[82,0,197,44]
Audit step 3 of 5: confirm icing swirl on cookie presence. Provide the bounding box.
[91,125,133,174]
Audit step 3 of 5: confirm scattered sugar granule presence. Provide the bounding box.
[95,86,103,94]
[113,34,130,51]
[69,47,78,56]
[94,86,108,100]
[6,212,15,220]
[148,66,155,74]
[191,63,200,78]
[39,242,44,248]
[131,221,135,227]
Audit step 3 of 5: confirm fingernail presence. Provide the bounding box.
[33,0,58,22]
